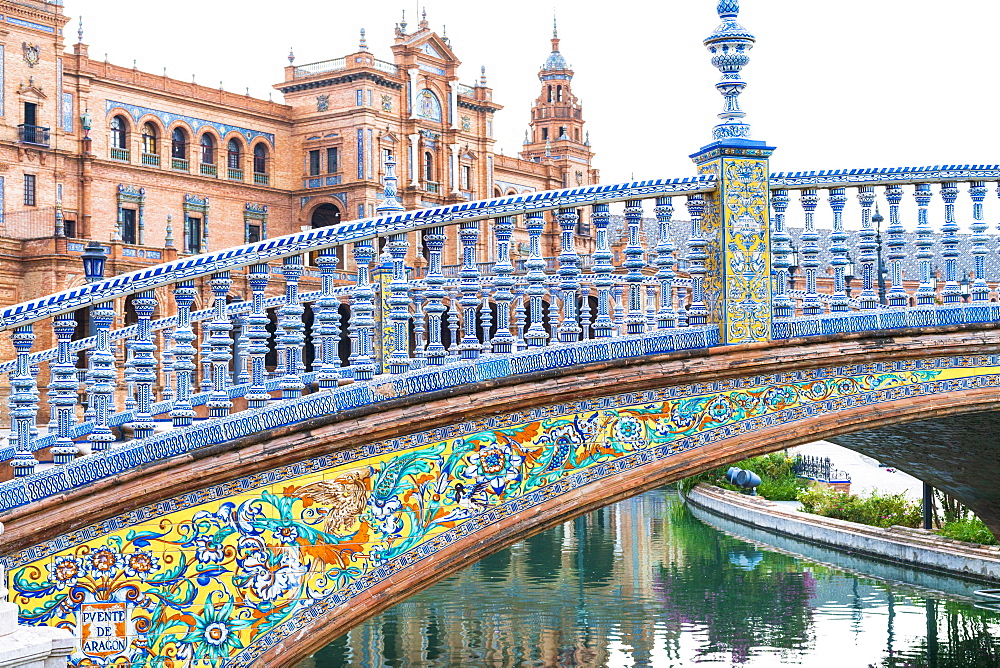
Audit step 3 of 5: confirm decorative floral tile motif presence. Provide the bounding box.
[5,359,997,667]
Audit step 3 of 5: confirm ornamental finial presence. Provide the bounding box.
[288,48,295,65]
[359,28,368,51]
[377,153,404,214]
[704,0,756,142]
[553,13,558,38]
[718,0,739,19]
[480,65,488,87]
[77,16,83,43]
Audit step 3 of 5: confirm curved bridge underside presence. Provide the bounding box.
[3,327,1000,667]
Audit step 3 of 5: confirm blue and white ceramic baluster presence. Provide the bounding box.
[855,186,877,310]
[677,286,689,327]
[199,324,212,393]
[884,185,907,308]
[771,189,793,318]
[654,196,677,328]
[612,283,626,334]
[131,290,158,438]
[9,325,37,476]
[491,215,516,354]
[547,280,560,341]
[513,279,527,351]
[171,281,198,426]
[579,286,592,339]
[969,181,989,302]
[591,203,615,338]
[458,221,482,360]
[914,184,935,306]
[644,282,657,331]
[524,210,548,348]
[123,332,137,412]
[557,207,581,342]
[685,195,709,326]
[232,299,250,387]
[350,240,377,380]
[423,228,448,365]
[939,182,961,304]
[160,327,175,403]
[314,249,341,387]
[387,230,412,374]
[828,188,849,312]
[479,280,493,354]
[49,314,79,464]
[245,264,271,408]
[207,272,234,415]
[279,257,306,396]
[447,286,461,360]
[800,189,822,315]
[88,300,117,450]
[412,285,426,364]
[623,200,646,334]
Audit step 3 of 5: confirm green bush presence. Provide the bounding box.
[938,517,998,545]
[680,452,808,501]
[797,485,922,529]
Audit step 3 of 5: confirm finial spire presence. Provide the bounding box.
[717,0,739,19]
[524,129,530,144]
[359,28,368,51]
[288,48,295,65]
[77,16,83,43]
[704,0,756,141]
[553,13,558,38]
[401,9,407,32]
[479,65,487,87]
[419,6,429,29]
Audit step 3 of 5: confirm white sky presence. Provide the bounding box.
[77,0,997,224]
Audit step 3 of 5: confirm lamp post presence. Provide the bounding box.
[844,258,856,298]
[873,205,887,306]
[81,241,107,283]
[960,277,971,303]
[788,245,800,292]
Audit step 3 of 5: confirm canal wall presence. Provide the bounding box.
[686,484,1000,584]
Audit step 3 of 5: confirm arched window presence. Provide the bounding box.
[110,115,128,149]
[557,85,563,102]
[171,127,188,159]
[253,143,268,174]
[227,138,242,170]
[200,134,216,164]
[547,85,553,103]
[423,151,434,182]
[141,122,157,154]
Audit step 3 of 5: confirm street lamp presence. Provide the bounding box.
[844,258,856,298]
[788,245,800,291]
[872,205,887,306]
[960,276,971,302]
[81,241,107,283]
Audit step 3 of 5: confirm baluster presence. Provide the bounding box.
[9,325,37,476]
[612,284,626,333]
[677,286,689,327]
[884,185,907,308]
[479,281,493,354]
[969,181,989,302]
[412,285,426,362]
[123,333,137,412]
[828,188,849,312]
[29,364,39,444]
[654,196,677,328]
[557,207,581,342]
[524,210,549,348]
[279,257,305,397]
[160,327,175,402]
[644,283,656,330]
[770,189,793,318]
[88,301,117,450]
[199,324,212,393]
[131,290,158,438]
[313,249,342,386]
[685,195,708,326]
[547,282,560,342]
[513,280,527,351]
[579,285,592,340]
[171,281,198,427]
[458,221,482,360]
[350,240,377,380]
[49,314,79,464]
[914,183,935,306]
[387,231,412,373]
[591,203,615,338]
[800,188,822,315]
[447,286,461,360]
[207,272,234,416]
[855,186,878,309]
[491,215,516,353]
[231,298,250,386]
[245,264,272,408]
[940,182,961,304]
[423,227,448,366]
[623,199,646,334]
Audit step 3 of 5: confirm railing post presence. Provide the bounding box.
[350,240,377,380]
[49,314,79,464]
[279,257,305,398]
[524,211,548,348]
[447,286,461,360]
[914,183,935,306]
[458,221,482,359]
[623,200,646,334]
[828,188,849,312]
[412,285,426,363]
[87,301,117,451]
[939,182,961,304]
[856,186,878,310]
[9,325,37,477]
[480,281,494,353]
[386,231,412,374]
[591,203,615,338]
[423,227,448,365]
[160,328,175,403]
[245,264,272,408]
[491,215,516,353]
[684,195,709,326]
[654,196,677,328]
[557,207,582,342]
[885,184,907,308]
[579,285,592,339]
[770,189,793,318]
[131,290,158,438]
[314,249,342,388]
[171,281,198,427]
[513,279,527,351]
[800,189,822,315]
[969,181,989,302]
[207,272,234,416]
[232,299,250,386]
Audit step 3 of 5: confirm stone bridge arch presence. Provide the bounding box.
[3,327,1000,666]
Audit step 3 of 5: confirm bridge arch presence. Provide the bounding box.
[3,329,1000,666]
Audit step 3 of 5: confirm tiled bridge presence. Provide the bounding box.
[4,2,1000,666]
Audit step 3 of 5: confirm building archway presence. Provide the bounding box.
[311,203,342,228]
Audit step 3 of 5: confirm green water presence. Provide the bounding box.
[296,489,1000,667]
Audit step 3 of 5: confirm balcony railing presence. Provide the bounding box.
[141,153,160,167]
[425,181,440,194]
[109,147,130,162]
[171,158,189,172]
[18,124,50,147]
[200,163,217,177]
[253,172,270,186]
[228,168,244,182]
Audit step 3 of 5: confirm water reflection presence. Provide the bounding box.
[297,489,1000,667]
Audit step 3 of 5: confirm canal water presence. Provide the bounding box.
[296,488,1000,667]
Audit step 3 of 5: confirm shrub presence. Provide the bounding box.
[938,517,998,546]
[797,485,922,529]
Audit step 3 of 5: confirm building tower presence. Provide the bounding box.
[520,18,598,189]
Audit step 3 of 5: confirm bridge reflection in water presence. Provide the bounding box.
[297,489,1000,668]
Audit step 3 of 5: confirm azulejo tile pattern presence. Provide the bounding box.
[5,355,1000,666]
